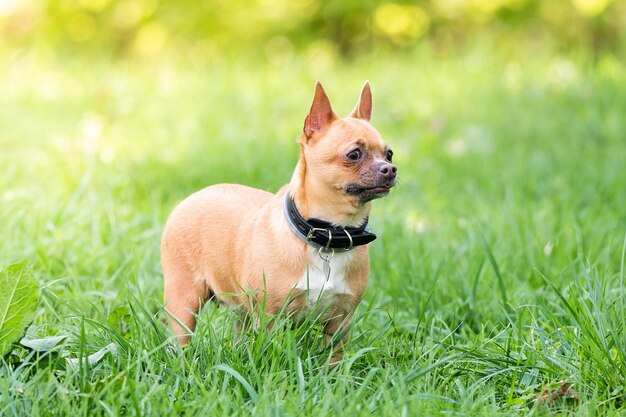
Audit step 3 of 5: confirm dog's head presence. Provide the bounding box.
[299,81,396,211]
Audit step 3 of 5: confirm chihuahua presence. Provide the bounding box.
[161,81,396,361]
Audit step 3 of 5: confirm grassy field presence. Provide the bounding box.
[1,46,625,415]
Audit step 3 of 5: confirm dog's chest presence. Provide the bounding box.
[295,249,352,310]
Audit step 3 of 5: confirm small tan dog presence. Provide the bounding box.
[161,81,396,360]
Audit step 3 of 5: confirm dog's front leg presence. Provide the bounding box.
[323,312,352,364]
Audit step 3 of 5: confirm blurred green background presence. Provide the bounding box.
[1,0,625,60]
[2,2,626,415]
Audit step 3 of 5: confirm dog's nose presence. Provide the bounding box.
[378,162,397,179]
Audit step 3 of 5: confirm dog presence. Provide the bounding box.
[161,81,396,361]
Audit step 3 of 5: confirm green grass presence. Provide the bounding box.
[1,46,625,415]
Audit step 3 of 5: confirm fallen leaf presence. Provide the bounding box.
[20,335,68,352]
[535,381,578,404]
[66,343,118,368]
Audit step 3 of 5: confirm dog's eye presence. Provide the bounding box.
[347,149,362,161]
[386,149,393,162]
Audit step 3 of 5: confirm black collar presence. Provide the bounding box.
[283,193,377,251]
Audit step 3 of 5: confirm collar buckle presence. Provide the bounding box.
[307,227,335,251]
[306,227,327,242]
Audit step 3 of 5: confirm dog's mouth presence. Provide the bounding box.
[345,181,395,201]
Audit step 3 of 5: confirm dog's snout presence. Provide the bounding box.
[378,162,397,179]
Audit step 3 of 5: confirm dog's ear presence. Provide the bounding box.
[304,81,336,138]
[350,81,372,121]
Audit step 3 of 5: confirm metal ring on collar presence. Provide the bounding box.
[343,229,354,250]
[325,229,333,250]
[318,246,335,261]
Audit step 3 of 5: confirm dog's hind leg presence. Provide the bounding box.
[163,258,209,345]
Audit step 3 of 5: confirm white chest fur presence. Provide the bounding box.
[295,248,353,311]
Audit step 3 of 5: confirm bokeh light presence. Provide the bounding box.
[0,0,623,58]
